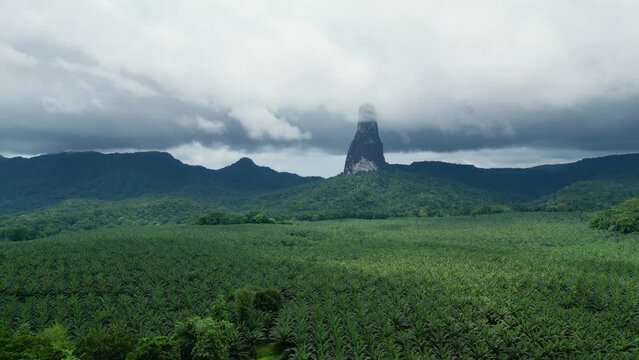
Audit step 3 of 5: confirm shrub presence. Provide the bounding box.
[191,320,237,360]
[39,324,76,357]
[195,212,226,225]
[174,319,197,360]
[195,211,278,225]
[174,317,238,360]
[294,211,392,221]
[209,295,230,322]
[470,204,512,216]
[77,325,135,360]
[591,198,639,233]
[0,324,78,360]
[195,212,244,225]
[0,225,40,241]
[542,200,570,212]
[247,213,276,224]
[232,288,256,324]
[126,336,178,360]
[253,289,283,314]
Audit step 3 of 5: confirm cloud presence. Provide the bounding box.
[377,95,639,152]
[0,44,37,67]
[178,115,226,135]
[0,0,639,175]
[230,106,310,141]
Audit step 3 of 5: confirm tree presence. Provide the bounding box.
[232,288,255,323]
[0,324,78,360]
[77,325,135,360]
[174,317,239,360]
[591,198,639,233]
[253,289,283,314]
[1,225,39,241]
[209,295,230,322]
[126,337,178,360]
[195,212,226,225]
[247,213,275,224]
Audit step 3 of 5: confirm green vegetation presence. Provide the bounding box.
[398,153,639,199]
[195,212,277,225]
[591,198,639,233]
[0,152,319,214]
[75,325,135,360]
[174,317,239,360]
[538,179,639,212]
[0,170,512,242]
[251,169,506,218]
[0,324,78,360]
[254,344,278,360]
[1,213,638,358]
[127,336,178,360]
[3,152,639,221]
[469,204,513,216]
[0,197,214,241]
[3,153,639,231]
[1,285,287,359]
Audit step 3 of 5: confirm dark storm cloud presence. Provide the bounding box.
[0,96,237,153]
[0,37,306,154]
[376,97,639,153]
[281,97,639,155]
[2,91,639,156]
[0,93,318,155]
[1,1,639,167]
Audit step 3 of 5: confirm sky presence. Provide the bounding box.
[1,1,639,177]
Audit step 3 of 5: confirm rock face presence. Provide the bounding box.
[344,104,387,175]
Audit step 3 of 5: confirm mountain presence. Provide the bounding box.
[534,179,639,211]
[344,104,387,174]
[0,152,319,214]
[395,153,639,199]
[215,157,315,191]
[251,153,639,216]
[2,149,639,217]
[250,168,505,217]
[4,153,639,241]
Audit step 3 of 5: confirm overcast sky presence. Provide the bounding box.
[1,1,639,176]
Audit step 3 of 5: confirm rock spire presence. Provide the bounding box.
[343,104,387,175]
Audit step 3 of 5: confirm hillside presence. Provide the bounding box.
[535,179,639,211]
[0,197,215,240]
[251,153,639,217]
[0,152,319,214]
[247,168,509,217]
[0,169,504,240]
[1,151,639,222]
[396,153,639,199]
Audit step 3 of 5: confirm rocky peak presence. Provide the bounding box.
[234,157,257,167]
[343,104,387,175]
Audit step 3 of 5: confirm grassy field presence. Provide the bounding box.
[1,213,638,358]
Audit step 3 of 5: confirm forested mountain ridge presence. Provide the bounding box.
[247,168,507,218]
[0,151,319,213]
[395,153,639,199]
[1,151,639,216]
